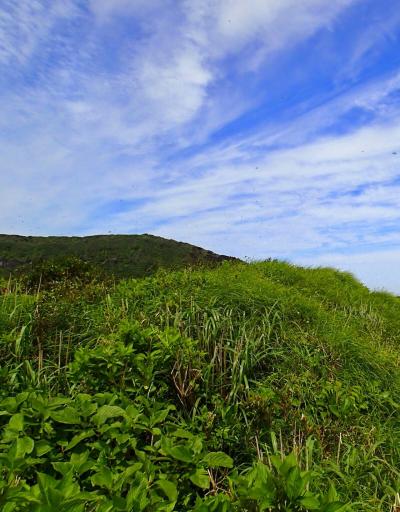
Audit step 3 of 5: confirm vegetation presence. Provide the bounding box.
[0,234,236,279]
[0,258,399,511]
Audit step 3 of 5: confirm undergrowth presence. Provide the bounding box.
[0,260,399,510]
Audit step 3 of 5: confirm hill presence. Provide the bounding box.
[0,233,236,278]
[0,260,399,510]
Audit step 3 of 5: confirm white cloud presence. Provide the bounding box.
[0,0,363,152]
[1,0,400,295]
[0,0,80,65]
[88,99,400,296]
[85,0,363,141]
[134,42,211,127]
[183,0,359,70]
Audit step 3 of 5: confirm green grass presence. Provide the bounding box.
[0,260,399,511]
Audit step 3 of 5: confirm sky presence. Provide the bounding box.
[1,0,400,293]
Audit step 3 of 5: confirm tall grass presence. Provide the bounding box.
[0,260,399,510]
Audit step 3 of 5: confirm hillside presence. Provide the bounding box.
[0,260,399,510]
[0,234,236,278]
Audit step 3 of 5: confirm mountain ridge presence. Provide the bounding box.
[0,233,238,278]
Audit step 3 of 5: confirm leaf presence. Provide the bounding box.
[126,475,148,509]
[121,463,143,481]
[52,462,73,476]
[286,467,307,499]
[35,440,53,457]
[150,408,170,426]
[37,472,57,502]
[1,397,18,413]
[16,436,34,457]
[15,392,29,406]
[279,453,298,476]
[202,451,233,468]
[167,445,194,463]
[322,503,348,512]
[8,413,24,432]
[191,436,203,455]
[189,469,210,490]
[30,397,49,418]
[125,405,140,419]
[70,450,90,466]
[327,484,338,502]
[91,466,114,490]
[157,480,178,502]
[328,405,340,417]
[171,428,193,439]
[65,429,94,451]
[299,496,321,510]
[92,405,126,426]
[49,397,71,408]
[50,407,81,424]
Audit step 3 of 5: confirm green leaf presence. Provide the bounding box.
[202,451,233,468]
[49,397,71,408]
[157,480,178,502]
[50,407,80,424]
[16,436,34,457]
[1,397,18,413]
[150,408,170,426]
[299,496,321,510]
[8,413,24,432]
[286,467,307,499]
[125,405,140,419]
[35,440,53,457]
[126,475,148,509]
[191,436,203,455]
[189,469,210,489]
[323,503,348,512]
[327,484,338,502]
[91,467,114,490]
[328,405,340,417]
[37,472,57,502]
[168,445,194,463]
[171,428,193,439]
[279,453,298,476]
[92,405,126,426]
[65,429,94,451]
[121,463,143,481]
[52,462,73,476]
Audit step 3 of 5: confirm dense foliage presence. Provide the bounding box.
[0,234,235,279]
[0,260,399,510]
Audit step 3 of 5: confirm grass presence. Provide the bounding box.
[0,259,399,510]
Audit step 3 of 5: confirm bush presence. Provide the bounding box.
[18,256,108,291]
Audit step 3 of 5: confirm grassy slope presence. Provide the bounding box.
[0,260,399,510]
[0,234,236,277]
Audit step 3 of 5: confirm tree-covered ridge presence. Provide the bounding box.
[0,234,237,278]
[0,260,399,510]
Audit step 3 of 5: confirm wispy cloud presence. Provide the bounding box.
[1,0,400,292]
[0,0,80,66]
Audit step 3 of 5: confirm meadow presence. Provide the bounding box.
[0,259,399,511]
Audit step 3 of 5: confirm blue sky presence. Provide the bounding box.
[1,0,400,293]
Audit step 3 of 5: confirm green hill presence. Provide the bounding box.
[0,260,399,510]
[0,234,237,278]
